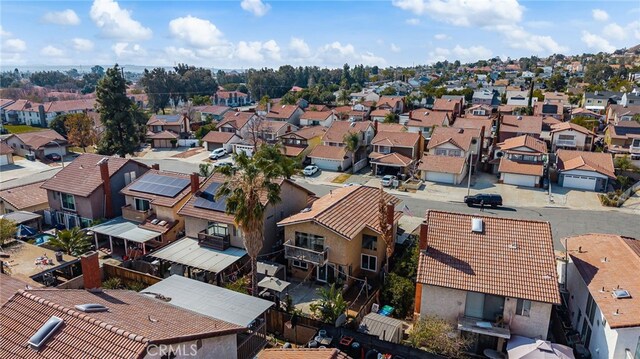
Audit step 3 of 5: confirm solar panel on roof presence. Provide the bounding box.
[129,173,190,198]
[193,182,228,211]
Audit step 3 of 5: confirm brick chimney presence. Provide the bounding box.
[190,172,199,194]
[98,158,113,219]
[151,163,160,170]
[419,222,429,250]
[81,251,101,290]
[386,203,395,230]
[374,120,378,133]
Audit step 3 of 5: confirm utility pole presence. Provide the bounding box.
[467,150,473,196]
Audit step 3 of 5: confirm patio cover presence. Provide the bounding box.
[144,275,272,327]
[258,276,290,292]
[0,211,41,225]
[90,217,160,243]
[507,335,575,359]
[148,237,246,274]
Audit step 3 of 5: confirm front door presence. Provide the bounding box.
[317,264,335,283]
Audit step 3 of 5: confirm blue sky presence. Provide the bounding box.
[1,0,639,69]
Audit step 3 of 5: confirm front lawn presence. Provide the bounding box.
[331,173,351,183]
[4,125,47,134]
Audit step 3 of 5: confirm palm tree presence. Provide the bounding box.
[343,132,360,173]
[215,146,286,296]
[48,227,91,256]
[309,284,348,324]
[253,142,299,179]
[338,89,350,105]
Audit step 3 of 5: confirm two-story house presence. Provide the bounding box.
[201,112,259,151]
[432,98,462,119]
[146,114,189,148]
[582,91,623,112]
[534,102,564,120]
[465,104,493,117]
[418,127,481,184]
[369,129,422,176]
[263,104,303,125]
[198,105,231,122]
[299,110,336,127]
[402,109,452,139]
[414,211,560,355]
[308,121,375,171]
[472,89,500,108]
[233,120,298,156]
[556,150,615,192]
[543,92,569,108]
[565,233,640,359]
[605,104,640,125]
[369,108,392,122]
[214,90,251,107]
[377,96,404,114]
[550,122,595,152]
[279,126,326,162]
[620,92,640,107]
[495,135,547,188]
[498,115,543,143]
[452,117,493,149]
[333,103,371,122]
[40,154,149,229]
[571,108,601,120]
[278,185,400,286]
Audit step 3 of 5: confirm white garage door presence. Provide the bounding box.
[312,158,340,171]
[504,173,536,187]
[426,171,455,184]
[563,175,596,191]
[0,155,9,166]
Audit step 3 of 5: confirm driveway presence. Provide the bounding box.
[0,157,56,183]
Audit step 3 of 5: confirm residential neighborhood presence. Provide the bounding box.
[1,1,640,358]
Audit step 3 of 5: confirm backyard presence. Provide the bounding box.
[4,124,47,134]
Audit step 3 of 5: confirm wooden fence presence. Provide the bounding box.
[103,263,162,287]
[265,309,325,344]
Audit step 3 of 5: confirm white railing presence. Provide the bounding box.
[556,139,576,147]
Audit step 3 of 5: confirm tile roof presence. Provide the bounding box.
[369,152,414,167]
[259,348,351,359]
[198,105,231,115]
[281,145,305,157]
[3,99,34,112]
[257,120,291,133]
[377,96,403,109]
[322,121,373,143]
[566,234,640,328]
[287,126,326,140]
[376,123,407,132]
[121,170,201,208]
[14,130,67,150]
[500,115,543,135]
[301,110,333,120]
[571,108,600,117]
[41,154,144,197]
[418,155,466,174]
[498,158,544,176]
[202,131,237,144]
[433,98,459,112]
[417,210,560,304]
[0,274,36,305]
[148,130,178,140]
[556,149,615,179]
[534,102,563,115]
[452,118,492,136]
[0,181,48,210]
[550,122,595,135]
[308,145,347,160]
[306,104,330,111]
[47,99,96,113]
[278,185,401,240]
[406,109,450,128]
[427,127,481,151]
[370,109,392,117]
[217,90,247,99]
[147,114,183,126]
[0,141,13,155]
[219,111,256,130]
[267,104,300,120]
[372,131,419,148]
[177,173,236,223]
[497,134,547,154]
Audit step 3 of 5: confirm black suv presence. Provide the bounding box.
[464,194,503,207]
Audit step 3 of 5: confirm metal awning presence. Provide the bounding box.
[90,217,160,243]
[0,211,41,225]
[148,237,247,273]
[258,276,290,292]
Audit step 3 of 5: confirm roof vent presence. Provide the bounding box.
[74,303,109,313]
[350,122,356,127]
[471,218,483,233]
[508,242,518,249]
[516,116,522,121]
[28,316,64,349]
[458,128,464,134]
[612,289,631,299]
[300,207,312,213]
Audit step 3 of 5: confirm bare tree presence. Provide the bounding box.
[378,186,395,273]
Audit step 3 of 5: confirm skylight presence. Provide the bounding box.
[612,289,631,299]
[28,316,64,349]
[74,303,109,313]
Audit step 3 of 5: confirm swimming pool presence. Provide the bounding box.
[34,233,55,246]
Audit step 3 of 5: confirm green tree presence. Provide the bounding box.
[49,114,68,136]
[570,116,598,130]
[194,123,216,140]
[338,89,350,105]
[309,284,347,324]
[614,155,638,172]
[48,227,91,256]
[409,316,471,357]
[545,73,567,92]
[343,132,360,173]
[191,95,211,106]
[383,112,398,123]
[140,67,174,114]
[214,147,289,296]
[253,143,299,179]
[381,273,414,318]
[380,87,397,96]
[65,113,97,152]
[96,64,147,157]
[0,218,17,247]
[199,163,212,177]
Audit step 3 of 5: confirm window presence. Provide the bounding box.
[435,149,447,156]
[361,254,377,272]
[362,234,377,251]
[60,193,75,211]
[379,146,391,154]
[207,222,229,237]
[558,134,574,140]
[586,292,596,325]
[516,299,531,317]
[80,218,92,228]
[292,260,308,269]
[585,136,592,145]
[134,198,150,211]
[295,232,325,252]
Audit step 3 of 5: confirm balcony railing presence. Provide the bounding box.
[284,240,328,266]
[197,231,231,251]
[457,315,511,339]
[122,205,153,223]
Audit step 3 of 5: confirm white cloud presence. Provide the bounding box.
[235,41,265,62]
[592,9,609,22]
[405,18,420,26]
[289,37,311,58]
[491,24,568,54]
[4,38,26,53]
[524,20,553,29]
[581,31,615,52]
[433,33,450,40]
[112,42,147,58]
[629,21,640,40]
[42,9,80,25]
[603,23,626,39]
[318,42,385,66]
[360,52,386,66]
[41,45,65,57]
[72,38,94,51]
[90,0,152,40]
[262,40,281,60]
[427,45,491,63]
[240,0,271,17]
[390,43,401,52]
[1,26,12,37]
[392,0,522,27]
[169,16,226,48]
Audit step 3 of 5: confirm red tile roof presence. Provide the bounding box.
[13,130,67,150]
[372,131,419,148]
[148,130,178,140]
[498,158,544,176]
[417,211,560,304]
[282,145,305,157]
[418,155,466,174]
[198,105,231,115]
[301,110,333,120]
[47,99,96,113]
[406,109,450,128]
[377,96,403,109]
[0,181,48,210]
[433,98,458,112]
[308,145,347,160]
[500,115,543,135]
[376,123,407,132]
[259,348,351,359]
[278,185,401,240]
[550,122,595,135]
[267,105,300,120]
[322,121,373,143]
[370,109,392,117]
[0,141,13,155]
[219,111,256,130]
[556,149,615,179]
[427,127,480,151]
[0,274,37,305]
[566,234,640,328]
[452,117,492,136]
[202,131,237,144]
[369,152,414,167]
[497,134,547,154]
[288,126,326,140]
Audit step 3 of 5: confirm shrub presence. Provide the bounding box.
[126,281,146,292]
[102,277,123,289]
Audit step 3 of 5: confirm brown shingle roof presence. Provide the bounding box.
[566,234,640,328]
[497,134,547,154]
[500,115,543,136]
[0,181,48,210]
[308,145,347,160]
[14,130,67,150]
[418,155,466,174]
[202,131,237,144]
[372,131,419,148]
[278,186,401,240]
[417,210,560,304]
[556,149,615,179]
[427,127,480,151]
[498,158,544,176]
[323,121,373,143]
[369,152,414,166]
[41,154,144,197]
[259,348,351,359]
[121,170,200,208]
[0,141,13,155]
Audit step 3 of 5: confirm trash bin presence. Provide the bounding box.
[55,251,63,262]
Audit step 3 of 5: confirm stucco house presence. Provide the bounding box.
[0,140,14,166]
[418,127,481,184]
[414,211,560,355]
[402,109,452,139]
[369,129,422,176]
[278,126,326,162]
[550,122,595,152]
[299,110,336,127]
[308,121,375,171]
[214,90,250,107]
[495,135,547,188]
[4,130,69,160]
[556,150,615,192]
[498,115,543,143]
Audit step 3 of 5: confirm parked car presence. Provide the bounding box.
[464,194,503,207]
[303,165,319,176]
[381,175,396,187]
[209,148,227,160]
[45,153,62,161]
[213,161,234,169]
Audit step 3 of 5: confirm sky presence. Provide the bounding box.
[1,0,639,70]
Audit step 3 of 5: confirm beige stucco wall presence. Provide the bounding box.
[504,297,552,339]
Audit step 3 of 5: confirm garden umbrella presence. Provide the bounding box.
[507,335,575,359]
